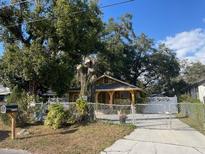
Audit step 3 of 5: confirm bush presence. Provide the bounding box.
[0,112,10,126]
[0,87,35,127]
[44,104,66,129]
[75,97,89,123]
[64,108,76,125]
[44,98,94,129]
[179,94,201,103]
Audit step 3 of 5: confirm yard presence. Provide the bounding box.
[179,117,205,135]
[0,122,135,154]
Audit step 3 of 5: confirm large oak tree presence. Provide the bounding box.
[96,14,180,95]
[0,0,103,96]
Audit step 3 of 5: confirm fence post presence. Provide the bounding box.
[169,103,172,129]
[131,104,135,124]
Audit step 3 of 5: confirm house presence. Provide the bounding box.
[68,74,143,105]
[185,79,205,103]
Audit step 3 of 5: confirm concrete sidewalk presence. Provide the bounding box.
[101,119,205,154]
[0,149,31,154]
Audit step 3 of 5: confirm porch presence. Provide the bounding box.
[95,90,138,106]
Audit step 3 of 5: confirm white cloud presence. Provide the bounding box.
[162,28,205,63]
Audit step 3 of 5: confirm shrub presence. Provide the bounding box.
[0,87,35,127]
[179,94,201,103]
[44,104,66,129]
[136,92,148,104]
[75,97,89,123]
[0,112,10,126]
[64,106,76,125]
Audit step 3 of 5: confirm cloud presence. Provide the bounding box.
[162,28,205,63]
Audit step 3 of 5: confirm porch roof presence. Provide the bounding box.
[68,74,143,93]
[95,74,143,92]
[95,82,143,92]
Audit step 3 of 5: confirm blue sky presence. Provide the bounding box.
[101,0,205,40]
[1,0,205,62]
[101,0,205,62]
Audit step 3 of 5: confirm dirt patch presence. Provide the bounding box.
[0,122,135,154]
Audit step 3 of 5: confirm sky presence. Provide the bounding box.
[101,0,205,63]
[1,0,205,62]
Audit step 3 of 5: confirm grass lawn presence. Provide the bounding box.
[179,117,205,135]
[0,121,135,154]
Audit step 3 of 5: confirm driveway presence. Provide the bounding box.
[101,117,205,154]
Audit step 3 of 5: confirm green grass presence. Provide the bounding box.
[178,114,205,135]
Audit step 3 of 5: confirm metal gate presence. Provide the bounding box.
[133,103,175,129]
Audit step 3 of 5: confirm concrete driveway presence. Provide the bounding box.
[101,117,205,154]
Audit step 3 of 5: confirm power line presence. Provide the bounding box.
[1,0,136,29]
[100,0,135,8]
[0,0,135,10]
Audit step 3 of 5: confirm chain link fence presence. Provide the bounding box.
[27,101,205,131]
[175,102,205,132]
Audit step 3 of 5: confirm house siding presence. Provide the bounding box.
[198,85,205,103]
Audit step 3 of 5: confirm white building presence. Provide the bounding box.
[186,79,205,103]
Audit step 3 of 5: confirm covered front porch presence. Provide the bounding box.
[95,89,139,106]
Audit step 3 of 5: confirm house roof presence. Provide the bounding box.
[94,74,143,92]
[194,79,205,86]
[187,79,205,89]
[68,74,143,92]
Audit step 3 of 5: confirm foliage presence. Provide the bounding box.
[178,103,205,132]
[182,61,205,84]
[64,105,76,125]
[173,61,205,96]
[0,112,10,126]
[136,92,148,104]
[179,94,201,103]
[0,0,103,96]
[96,14,180,95]
[0,86,34,126]
[75,97,89,123]
[44,104,66,129]
[44,99,94,129]
[0,1,182,97]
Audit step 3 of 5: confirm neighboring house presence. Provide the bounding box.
[0,84,10,105]
[185,79,205,103]
[68,74,143,105]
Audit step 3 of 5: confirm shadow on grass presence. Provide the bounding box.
[0,130,10,141]
[19,121,44,129]
[18,128,78,140]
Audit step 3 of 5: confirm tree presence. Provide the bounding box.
[0,0,103,96]
[182,61,205,83]
[76,56,96,98]
[96,14,180,95]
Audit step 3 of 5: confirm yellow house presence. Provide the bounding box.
[68,74,143,105]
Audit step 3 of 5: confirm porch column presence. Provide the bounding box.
[130,91,136,124]
[95,92,99,103]
[95,92,100,110]
[108,91,114,107]
[130,90,135,105]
